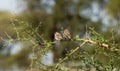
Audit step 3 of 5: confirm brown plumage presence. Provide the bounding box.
[54,32,63,41]
[63,29,71,40]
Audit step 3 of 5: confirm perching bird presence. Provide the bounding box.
[54,32,63,41]
[63,29,71,40]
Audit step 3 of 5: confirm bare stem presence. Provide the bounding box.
[55,41,87,68]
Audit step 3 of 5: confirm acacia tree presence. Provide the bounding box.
[14,0,106,63]
[2,0,120,70]
[9,0,117,69]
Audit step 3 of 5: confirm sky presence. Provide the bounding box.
[0,0,23,14]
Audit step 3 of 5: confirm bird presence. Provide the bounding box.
[54,32,63,41]
[63,29,71,40]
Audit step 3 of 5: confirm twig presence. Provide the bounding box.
[55,41,87,68]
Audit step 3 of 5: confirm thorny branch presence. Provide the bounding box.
[55,41,87,68]
[55,38,120,68]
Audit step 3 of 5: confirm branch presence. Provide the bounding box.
[55,41,87,68]
[77,38,109,49]
[55,38,111,68]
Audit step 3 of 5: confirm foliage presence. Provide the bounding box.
[1,0,120,71]
[2,22,120,71]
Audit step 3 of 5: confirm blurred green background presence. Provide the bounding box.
[0,0,120,71]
